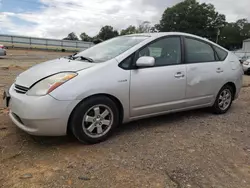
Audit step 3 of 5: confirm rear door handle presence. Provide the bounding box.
[216,68,223,73]
[174,72,185,78]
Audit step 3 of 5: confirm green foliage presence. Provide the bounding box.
[219,20,250,50]
[63,0,250,50]
[120,21,157,36]
[64,26,119,43]
[137,21,151,33]
[120,25,138,35]
[97,26,119,41]
[63,32,79,40]
[80,32,92,42]
[157,0,225,41]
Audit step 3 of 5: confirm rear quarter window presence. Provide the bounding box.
[213,46,228,61]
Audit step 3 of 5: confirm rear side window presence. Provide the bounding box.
[185,38,215,63]
[213,46,228,61]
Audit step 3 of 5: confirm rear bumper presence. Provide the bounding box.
[234,73,243,100]
[8,84,80,136]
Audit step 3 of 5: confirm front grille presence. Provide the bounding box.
[14,84,29,94]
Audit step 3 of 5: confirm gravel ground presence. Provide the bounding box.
[0,49,250,188]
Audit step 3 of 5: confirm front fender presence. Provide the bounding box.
[50,60,131,123]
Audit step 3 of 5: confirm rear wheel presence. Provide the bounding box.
[212,85,233,114]
[70,96,119,144]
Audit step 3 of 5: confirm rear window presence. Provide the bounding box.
[213,46,228,61]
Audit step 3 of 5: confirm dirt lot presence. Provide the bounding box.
[0,49,250,188]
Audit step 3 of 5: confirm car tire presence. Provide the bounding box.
[212,85,233,114]
[70,96,119,144]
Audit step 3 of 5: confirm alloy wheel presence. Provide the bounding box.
[82,105,114,138]
[218,89,232,111]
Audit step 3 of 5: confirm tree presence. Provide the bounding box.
[137,21,152,33]
[97,26,119,41]
[219,23,241,50]
[157,0,226,41]
[120,21,157,36]
[149,26,158,33]
[63,32,79,40]
[80,32,93,42]
[120,25,138,35]
[236,19,250,38]
[219,19,250,50]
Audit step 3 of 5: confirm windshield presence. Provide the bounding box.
[75,36,149,62]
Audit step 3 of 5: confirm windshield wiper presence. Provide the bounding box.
[76,56,94,63]
[65,54,94,63]
[65,53,77,60]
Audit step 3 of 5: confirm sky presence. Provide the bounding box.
[0,0,250,39]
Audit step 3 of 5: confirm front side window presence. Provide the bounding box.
[185,38,215,63]
[76,36,149,62]
[138,37,182,66]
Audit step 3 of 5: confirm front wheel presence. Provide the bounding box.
[70,96,119,144]
[212,85,233,114]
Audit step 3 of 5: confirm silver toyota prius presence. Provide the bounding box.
[3,32,243,144]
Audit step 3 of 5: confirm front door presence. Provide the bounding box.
[129,36,187,118]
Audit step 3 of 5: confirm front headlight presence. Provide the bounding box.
[26,72,77,96]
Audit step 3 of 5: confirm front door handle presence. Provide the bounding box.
[216,68,223,73]
[174,72,185,78]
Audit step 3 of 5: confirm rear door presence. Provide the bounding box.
[184,37,225,106]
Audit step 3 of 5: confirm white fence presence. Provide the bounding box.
[232,51,250,59]
[0,34,94,52]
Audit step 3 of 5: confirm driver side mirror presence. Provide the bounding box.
[136,56,155,67]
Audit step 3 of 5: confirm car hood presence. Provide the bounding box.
[15,58,95,88]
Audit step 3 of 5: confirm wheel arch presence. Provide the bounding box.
[67,93,124,134]
[224,82,236,100]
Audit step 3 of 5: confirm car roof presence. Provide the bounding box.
[127,32,228,51]
[129,32,208,40]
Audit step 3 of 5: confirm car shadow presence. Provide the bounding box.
[115,108,210,136]
[29,108,210,146]
[29,132,79,146]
